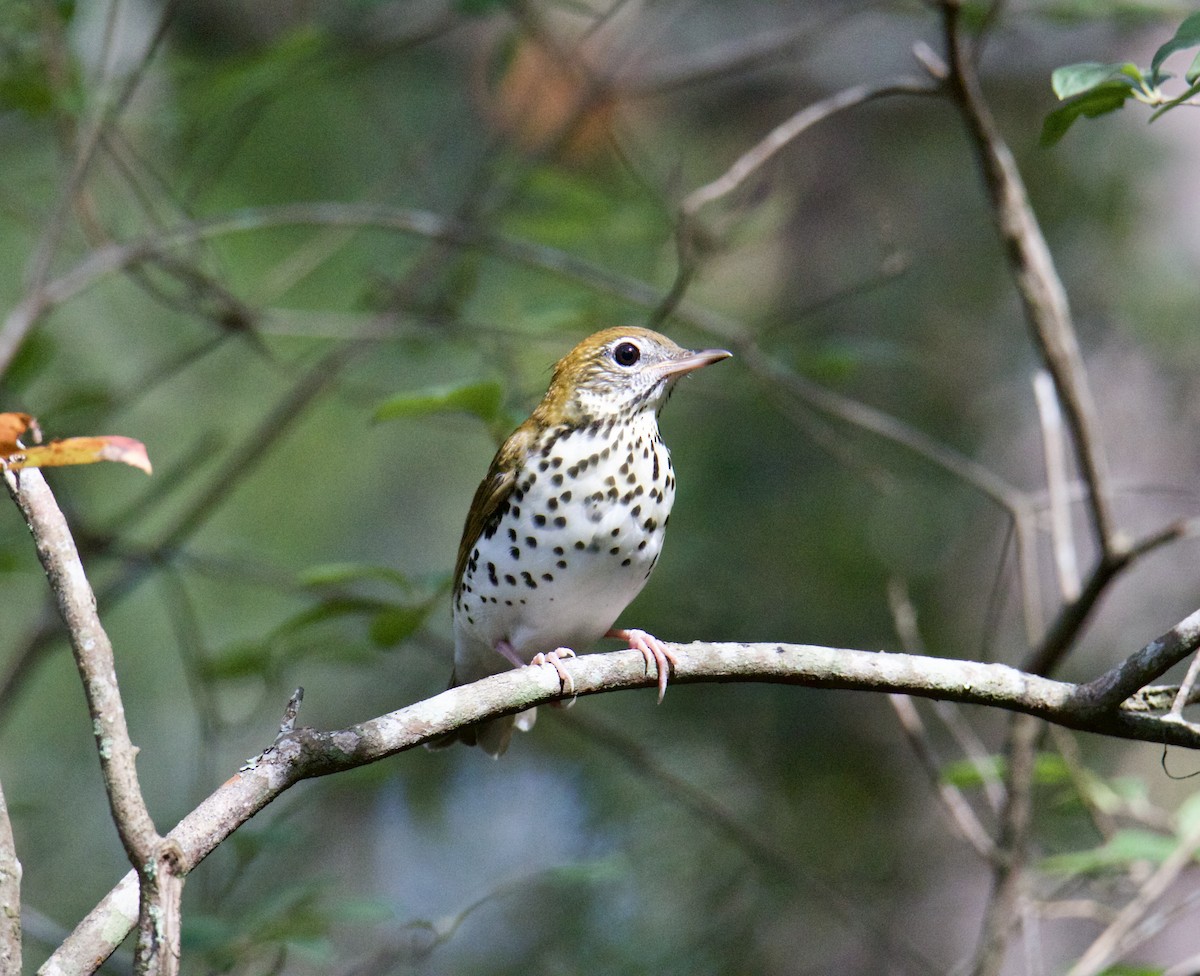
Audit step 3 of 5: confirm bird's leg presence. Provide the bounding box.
[496,639,576,696]
[607,628,677,703]
[495,639,526,669]
[529,647,576,696]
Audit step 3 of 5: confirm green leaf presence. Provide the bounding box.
[1041,85,1133,146]
[1051,62,1140,100]
[1151,11,1200,83]
[1041,829,1178,875]
[298,562,411,591]
[368,603,432,647]
[941,752,1069,788]
[200,641,274,681]
[373,380,505,425]
[1189,48,1200,85]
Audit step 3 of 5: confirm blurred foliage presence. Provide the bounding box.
[3,1,1200,975]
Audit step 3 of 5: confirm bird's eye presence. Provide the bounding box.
[613,341,641,367]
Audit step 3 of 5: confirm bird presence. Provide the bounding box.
[439,326,731,756]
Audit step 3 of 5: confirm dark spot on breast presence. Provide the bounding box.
[621,558,632,567]
[507,528,517,542]
[533,514,546,527]
[552,473,564,486]
[556,559,567,569]
[547,497,558,510]
[644,517,658,532]
[637,539,648,550]
[505,574,517,585]
[521,571,537,589]
[611,527,620,537]
[526,536,538,548]
[510,546,520,560]
[560,490,572,502]
[538,459,549,472]
[553,545,565,555]
[631,505,641,517]
[542,573,554,582]
[652,453,660,480]
[553,516,567,528]
[610,546,621,555]
[574,540,586,550]
[487,562,498,585]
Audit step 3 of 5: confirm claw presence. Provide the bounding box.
[530,647,576,696]
[606,628,677,702]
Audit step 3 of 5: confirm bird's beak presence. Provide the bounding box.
[658,348,732,378]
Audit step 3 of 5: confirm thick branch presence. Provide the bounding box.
[39,637,1200,973]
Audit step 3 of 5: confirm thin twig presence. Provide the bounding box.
[966,713,1043,976]
[886,580,997,860]
[557,708,944,976]
[1033,370,1081,602]
[1072,607,1200,716]
[0,778,19,974]
[1065,815,1200,976]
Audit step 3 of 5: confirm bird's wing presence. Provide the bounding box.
[452,425,535,596]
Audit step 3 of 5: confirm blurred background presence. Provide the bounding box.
[3,1,1200,973]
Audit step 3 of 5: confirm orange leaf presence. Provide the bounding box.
[0,412,35,455]
[6,436,152,475]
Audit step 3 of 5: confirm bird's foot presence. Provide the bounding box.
[607,628,677,703]
[530,647,576,697]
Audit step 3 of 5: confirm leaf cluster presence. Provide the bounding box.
[1043,12,1200,144]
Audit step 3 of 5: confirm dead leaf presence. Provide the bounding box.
[0,412,36,454]
[3,435,152,475]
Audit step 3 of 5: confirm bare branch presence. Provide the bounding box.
[3,468,179,974]
[678,79,937,217]
[1072,607,1200,715]
[1034,370,1081,601]
[938,1,1119,557]
[0,778,19,974]
[967,714,1043,976]
[3,469,158,861]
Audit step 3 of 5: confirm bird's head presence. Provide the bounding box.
[537,327,731,426]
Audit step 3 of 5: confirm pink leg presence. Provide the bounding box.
[495,639,526,668]
[529,647,576,695]
[607,628,677,703]
[497,639,576,696]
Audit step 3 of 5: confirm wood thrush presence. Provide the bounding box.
[441,327,730,756]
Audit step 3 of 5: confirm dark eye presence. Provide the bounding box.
[613,341,641,367]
